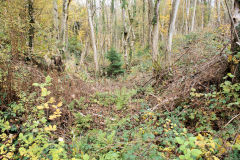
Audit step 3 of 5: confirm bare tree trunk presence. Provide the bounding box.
[53,0,59,51]
[208,0,214,27]
[142,0,145,45]
[231,0,240,77]
[110,0,115,47]
[60,0,71,54]
[167,0,180,62]
[87,0,99,73]
[28,0,34,54]
[122,2,128,68]
[101,0,106,55]
[151,0,161,63]
[191,0,198,32]
[148,0,153,47]
[80,36,89,66]
[217,0,221,25]
[201,0,205,29]
[185,0,190,33]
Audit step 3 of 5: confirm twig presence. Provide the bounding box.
[224,114,240,128]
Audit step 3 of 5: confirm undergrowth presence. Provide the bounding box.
[0,30,239,159]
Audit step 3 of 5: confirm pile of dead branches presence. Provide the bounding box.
[152,33,230,111]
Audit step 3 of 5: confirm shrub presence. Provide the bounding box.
[106,48,124,77]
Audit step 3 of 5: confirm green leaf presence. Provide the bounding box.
[175,137,184,145]
[227,73,235,78]
[179,155,185,160]
[191,149,202,157]
[191,88,196,92]
[45,75,52,84]
[41,88,50,97]
[33,83,40,87]
[83,154,90,160]
[189,137,196,142]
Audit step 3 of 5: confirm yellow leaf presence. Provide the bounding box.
[44,103,49,109]
[236,135,240,144]
[44,125,57,131]
[48,97,56,103]
[196,134,204,141]
[52,105,57,109]
[228,55,233,62]
[57,102,63,107]
[49,115,57,120]
[37,105,44,110]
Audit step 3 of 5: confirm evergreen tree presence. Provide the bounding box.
[106,48,125,77]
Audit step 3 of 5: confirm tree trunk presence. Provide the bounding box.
[191,0,198,32]
[185,0,190,33]
[216,0,221,26]
[110,0,115,47]
[167,0,180,62]
[148,0,154,47]
[87,0,99,73]
[142,0,145,45]
[122,1,128,68]
[53,0,59,51]
[231,0,240,77]
[151,0,161,63]
[61,0,71,54]
[28,0,34,54]
[80,36,89,66]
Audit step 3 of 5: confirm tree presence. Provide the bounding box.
[151,0,161,63]
[148,0,154,47]
[231,0,240,77]
[142,0,146,45]
[121,0,128,68]
[191,0,198,32]
[167,0,181,63]
[28,0,34,54]
[106,48,124,77]
[53,0,60,53]
[87,0,99,73]
[60,0,71,54]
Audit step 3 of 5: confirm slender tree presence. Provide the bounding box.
[53,0,59,49]
[142,0,146,45]
[87,0,99,73]
[151,0,161,63]
[60,0,71,54]
[148,0,154,47]
[167,0,181,62]
[185,0,191,33]
[231,0,240,77]
[191,0,198,31]
[28,0,34,54]
[121,0,128,68]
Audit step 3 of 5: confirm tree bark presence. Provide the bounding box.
[148,0,154,47]
[231,0,240,77]
[87,0,99,73]
[142,0,145,45]
[80,36,89,66]
[28,0,34,54]
[60,0,71,54]
[167,0,180,62]
[191,0,198,32]
[216,0,221,26]
[53,0,59,49]
[121,1,128,68]
[151,0,161,63]
[185,0,191,33]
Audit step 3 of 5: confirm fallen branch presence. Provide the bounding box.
[224,114,240,128]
